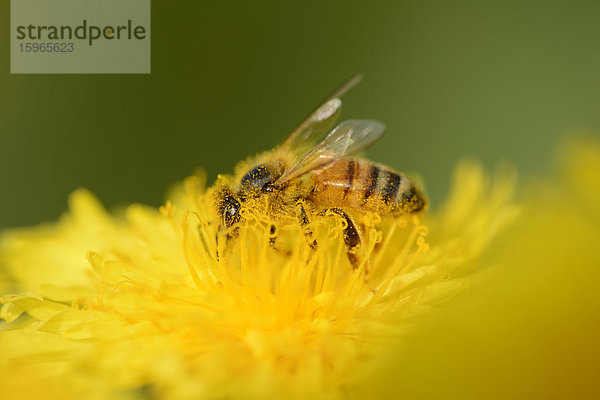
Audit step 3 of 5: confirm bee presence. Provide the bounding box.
[213,75,426,268]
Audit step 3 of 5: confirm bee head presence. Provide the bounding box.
[213,185,242,229]
[221,194,241,228]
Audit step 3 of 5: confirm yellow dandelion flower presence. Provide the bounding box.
[0,151,517,399]
[356,137,600,399]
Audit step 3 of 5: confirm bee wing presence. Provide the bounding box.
[275,119,385,185]
[280,74,363,151]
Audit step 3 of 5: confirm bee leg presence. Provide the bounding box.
[296,202,318,252]
[268,224,277,246]
[215,225,237,262]
[319,208,363,271]
[268,224,292,256]
[215,227,229,262]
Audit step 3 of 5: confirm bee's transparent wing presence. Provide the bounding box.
[280,98,342,151]
[275,120,385,185]
[280,74,362,151]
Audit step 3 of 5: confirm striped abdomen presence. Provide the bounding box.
[309,158,426,215]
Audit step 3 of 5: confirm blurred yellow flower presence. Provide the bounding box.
[0,147,538,400]
[358,138,600,400]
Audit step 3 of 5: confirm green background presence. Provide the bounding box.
[2,0,600,228]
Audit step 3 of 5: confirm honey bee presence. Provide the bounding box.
[214,75,426,268]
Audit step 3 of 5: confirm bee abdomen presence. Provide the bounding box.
[310,158,426,215]
[380,169,401,204]
[364,167,422,212]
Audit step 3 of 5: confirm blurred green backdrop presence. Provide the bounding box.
[2,0,600,228]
